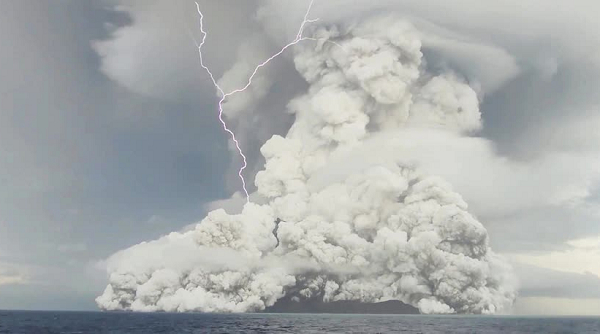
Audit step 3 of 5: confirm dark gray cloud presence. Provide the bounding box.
[515,263,600,299]
[0,0,234,309]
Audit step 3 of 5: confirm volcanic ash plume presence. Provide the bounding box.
[96,16,516,314]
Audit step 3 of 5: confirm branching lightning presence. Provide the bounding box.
[193,0,318,203]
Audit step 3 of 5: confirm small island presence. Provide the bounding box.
[264,298,420,314]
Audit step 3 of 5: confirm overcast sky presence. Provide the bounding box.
[1,0,600,315]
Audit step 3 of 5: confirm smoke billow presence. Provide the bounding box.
[96,14,516,314]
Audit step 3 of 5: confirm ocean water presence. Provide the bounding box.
[0,311,599,334]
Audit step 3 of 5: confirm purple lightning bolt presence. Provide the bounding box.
[194,0,317,204]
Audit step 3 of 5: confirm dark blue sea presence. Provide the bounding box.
[1,311,599,334]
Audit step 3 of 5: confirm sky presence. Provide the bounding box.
[1,0,600,315]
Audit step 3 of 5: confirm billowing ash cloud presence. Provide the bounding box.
[96,14,517,314]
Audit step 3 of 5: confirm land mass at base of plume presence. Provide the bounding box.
[263,299,419,314]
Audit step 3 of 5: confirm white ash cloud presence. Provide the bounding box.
[97,15,517,314]
[93,0,260,101]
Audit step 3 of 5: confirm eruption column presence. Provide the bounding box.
[194,0,317,203]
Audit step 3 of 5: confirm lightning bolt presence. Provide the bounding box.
[193,0,317,204]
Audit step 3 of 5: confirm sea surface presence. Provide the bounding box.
[1,311,599,334]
